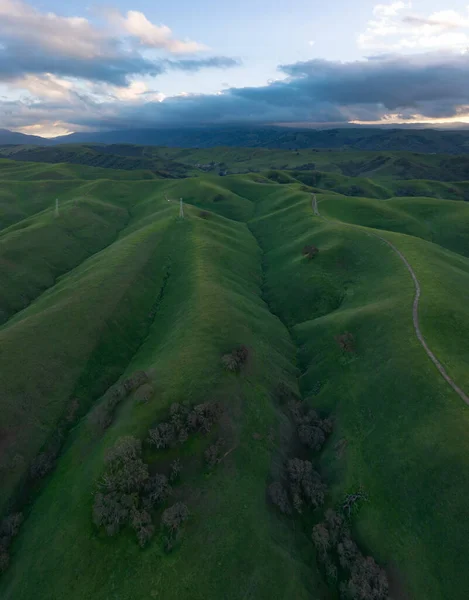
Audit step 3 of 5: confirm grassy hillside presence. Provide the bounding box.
[1,153,469,599]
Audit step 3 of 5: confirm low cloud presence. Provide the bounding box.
[4,51,469,134]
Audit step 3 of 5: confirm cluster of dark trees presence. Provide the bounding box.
[92,370,150,431]
[0,513,23,573]
[270,383,388,597]
[221,345,249,372]
[269,458,326,515]
[288,399,334,452]
[93,436,179,548]
[94,400,223,549]
[269,392,331,516]
[148,401,222,449]
[313,510,389,599]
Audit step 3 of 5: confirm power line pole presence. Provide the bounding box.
[179,198,184,218]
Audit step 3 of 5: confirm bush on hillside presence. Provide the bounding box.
[131,508,154,548]
[134,383,154,404]
[0,550,9,573]
[143,474,172,508]
[222,345,249,372]
[148,423,176,449]
[147,401,222,450]
[335,332,355,353]
[0,512,23,573]
[169,459,182,482]
[288,399,333,452]
[204,438,225,468]
[302,244,319,259]
[199,211,210,219]
[268,481,292,515]
[161,502,189,534]
[312,510,389,600]
[93,436,171,546]
[92,370,151,432]
[287,458,326,513]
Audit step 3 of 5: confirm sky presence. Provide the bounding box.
[1,0,469,136]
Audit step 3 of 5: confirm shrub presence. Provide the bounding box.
[340,553,389,600]
[30,452,54,479]
[221,353,239,372]
[335,332,355,353]
[288,400,333,451]
[122,371,149,394]
[131,509,154,548]
[144,474,171,507]
[312,522,330,556]
[287,458,326,513]
[268,481,292,515]
[204,439,224,468]
[94,436,154,540]
[93,491,138,536]
[170,459,182,482]
[199,211,210,219]
[105,436,142,466]
[161,503,189,535]
[134,383,153,404]
[298,424,326,451]
[222,345,249,372]
[148,423,176,449]
[302,244,319,259]
[0,550,9,573]
[0,513,23,539]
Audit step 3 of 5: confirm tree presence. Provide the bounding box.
[335,332,355,353]
[143,474,171,507]
[268,481,292,515]
[312,523,330,556]
[148,423,176,449]
[170,459,182,482]
[131,509,154,548]
[287,458,326,512]
[0,550,9,573]
[161,503,189,535]
[302,244,319,259]
[93,491,138,536]
[340,555,389,600]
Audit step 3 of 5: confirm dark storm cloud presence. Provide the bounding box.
[278,53,469,111]
[66,51,469,129]
[2,50,469,131]
[0,43,240,86]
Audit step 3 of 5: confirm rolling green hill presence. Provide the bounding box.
[1,152,469,599]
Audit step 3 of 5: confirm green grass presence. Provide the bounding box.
[2,152,469,599]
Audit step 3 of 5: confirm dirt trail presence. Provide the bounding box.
[312,194,469,406]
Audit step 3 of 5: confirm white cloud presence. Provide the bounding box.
[308,40,315,46]
[0,0,106,59]
[358,1,469,52]
[0,0,207,63]
[9,73,74,100]
[111,10,208,54]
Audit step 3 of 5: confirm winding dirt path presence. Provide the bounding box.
[312,194,469,406]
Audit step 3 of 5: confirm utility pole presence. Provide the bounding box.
[179,198,184,218]
[55,198,59,218]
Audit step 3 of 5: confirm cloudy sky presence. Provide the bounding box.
[1,0,469,136]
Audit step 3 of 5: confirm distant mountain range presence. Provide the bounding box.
[3,125,469,153]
